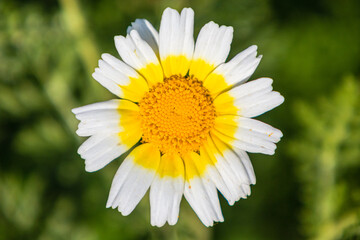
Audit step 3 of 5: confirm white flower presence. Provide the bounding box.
[72,7,284,227]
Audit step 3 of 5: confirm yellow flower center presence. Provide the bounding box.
[139,75,216,155]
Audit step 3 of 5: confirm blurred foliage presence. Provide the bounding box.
[0,0,359,239]
[290,77,360,240]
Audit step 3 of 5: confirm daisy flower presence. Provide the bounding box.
[72,7,284,227]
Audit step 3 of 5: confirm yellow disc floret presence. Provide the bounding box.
[139,75,216,155]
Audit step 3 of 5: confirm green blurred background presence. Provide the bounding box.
[1,0,359,239]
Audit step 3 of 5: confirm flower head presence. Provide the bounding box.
[72,7,284,227]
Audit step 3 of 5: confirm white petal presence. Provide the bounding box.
[73,101,123,137]
[211,135,255,187]
[213,116,283,155]
[74,109,119,122]
[216,45,261,85]
[85,141,127,172]
[213,130,274,155]
[159,8,194,76]
[72,100,141,172]
[73,100,135,137]
[72,100,120,114]
[230,78,284,118]
[150,153,184,227]
[236,91,284,118]
[113,164,154,216]
[190,21,233,80]
[183,153,224,227]
[97,59,130,86]
[127,19,159,56]
[232,149,256,185]
[101,53,139,79]
[201,145,236,205]
[107,144,160,216]
[214,78,285,117]
[150,176,184,227]
[114,30,163,86]
[76,120,121,137]
[193,21,233,63]
[115,30,159,69]
[159,7,194,59]
[92,70,123,97]
[184,177,224,227]
[76,133,127,172]
[227,77,273,99]
[202,164,236,205]
[203,45,262,96]
[238,117,283,141]
[202,139,248,204]
[222,149,252,186]
[232,119,282,154]
[98,53,149,101]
